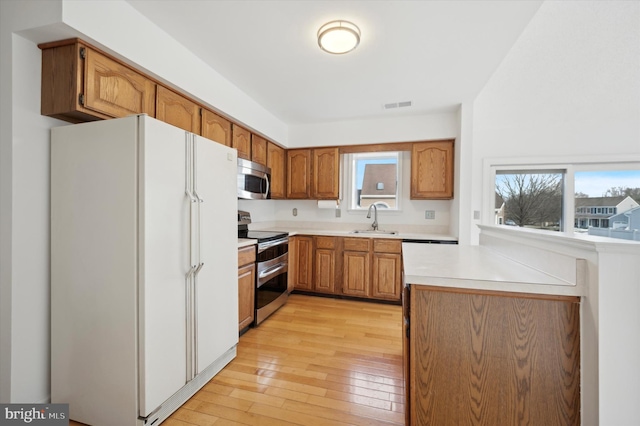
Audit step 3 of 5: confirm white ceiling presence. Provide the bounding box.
[125,0,543,126]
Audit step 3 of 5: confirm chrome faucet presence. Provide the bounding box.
[366,204,378,231]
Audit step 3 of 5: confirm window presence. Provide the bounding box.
[495,170,564,231]
[489,159,640,241]
[345,152,402,211]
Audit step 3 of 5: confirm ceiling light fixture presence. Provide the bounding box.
[317,20,361,54]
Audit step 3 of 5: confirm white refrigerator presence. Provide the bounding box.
[51,115,238,425]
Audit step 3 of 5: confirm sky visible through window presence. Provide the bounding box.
[575,170,640,197]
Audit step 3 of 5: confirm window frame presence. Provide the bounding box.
[344,151,403,213]
[483,155,640,237]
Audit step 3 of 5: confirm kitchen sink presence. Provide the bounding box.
[351,229,399,235]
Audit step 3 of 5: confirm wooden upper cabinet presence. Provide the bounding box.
[311,147,340,199]
[155,86,201,134]
[40,39,156,123]
[267,142,286,199]
[201,109,231,146]
[251,135,267,166]
[232,124,251,160]
[287,149,311,199]
[411,140,454,199]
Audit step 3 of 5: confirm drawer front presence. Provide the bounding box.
[343,237,371,252]
[315,236,336,250]
[238,245,256,266]
[373,239,402,253]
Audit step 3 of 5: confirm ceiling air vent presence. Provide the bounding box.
[383,101,412,110]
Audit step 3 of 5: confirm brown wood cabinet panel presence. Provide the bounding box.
[287,149,311,199]
[267,142,286,199]
[343,237,371,252]
[315,236,337,250]
[251,135,267,166]
[40,40,155,123]
[411,140,454,199]
[291,236,314,291]
[201,109,231,146]
[314,249,336,294]
[156,86,201,134]
[371,253,402,300]
[373,238,402,254]
[238,245,256,267]
[342,251,370,297]
[84,48,156,119]
[232,124,251,160]
[237,263,255,331]
[408,286,580,425]
[311,147,340,199]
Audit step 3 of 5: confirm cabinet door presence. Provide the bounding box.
[314,249,336,294]
[84,47,156,119]
[291,236,314,290]
[342,251,370,297]
[201,109,231,147]
[411,140,454,199]
[287,149,311,199]
[251,135,268,166]
[410,287,580,425]
[372,252,402,300]
[238,263,255,331]
[155,86,201,134]
[232,124,251,160]
[267,142,286,199]
[312,147,339,199]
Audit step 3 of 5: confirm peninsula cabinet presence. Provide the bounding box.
[40,39,156,123]
[201,109,231,147]
[405,285,580,426]
[237,246,256,332]
[155,86,201,134]
[267,142,286,199]
[410,140,454,199]
[232,124,251,160]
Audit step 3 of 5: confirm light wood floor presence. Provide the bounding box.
[71,294,404,425]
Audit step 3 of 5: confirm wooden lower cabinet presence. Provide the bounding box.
[290,236,314,291]
[314,237,338,294]
[405,285,580,425]
[237,246,256,332]
[289,235,401,302]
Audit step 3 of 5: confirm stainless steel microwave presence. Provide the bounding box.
[237,158,271,199]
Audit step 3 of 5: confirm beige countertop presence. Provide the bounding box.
[257,227,457,242]
[237,238,257,248]
[402,243,585,297]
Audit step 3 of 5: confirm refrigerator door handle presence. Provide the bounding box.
[192,261,204,376]
[185,133,197,203]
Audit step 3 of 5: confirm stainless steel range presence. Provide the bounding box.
[238,211,289,325]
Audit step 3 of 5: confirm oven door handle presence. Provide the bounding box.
[258,263,287,281]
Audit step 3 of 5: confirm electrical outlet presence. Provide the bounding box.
[293,208,298,217]
[335,209,341,218]
[425,210,435,220]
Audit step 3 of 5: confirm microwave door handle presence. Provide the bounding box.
[263,172,270,199]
